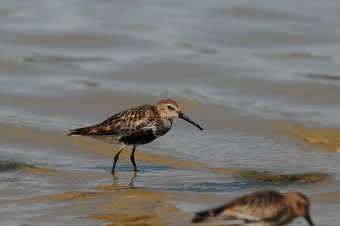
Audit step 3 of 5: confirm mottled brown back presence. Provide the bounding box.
[68,104,158,136]
[222,190,287,220]
[193,190,289,224]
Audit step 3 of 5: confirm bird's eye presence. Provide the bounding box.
[167,105,173,110]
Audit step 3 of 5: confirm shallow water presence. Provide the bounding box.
[1,0,340,225]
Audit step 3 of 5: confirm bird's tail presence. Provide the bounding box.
[67,124,119,136]
[67,125,99,136]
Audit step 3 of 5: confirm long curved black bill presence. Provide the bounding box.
[178,112,203,130]
[305,213,315,226]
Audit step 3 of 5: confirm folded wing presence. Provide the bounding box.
[68,104,154,136]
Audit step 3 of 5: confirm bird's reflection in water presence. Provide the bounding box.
[113,174,119,184]
[112,171,138,189]
[128,171,138,188]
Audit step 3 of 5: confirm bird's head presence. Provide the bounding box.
[285,192,314,226]
[156,99,203,130]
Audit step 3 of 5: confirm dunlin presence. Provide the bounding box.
[68,99,203,174]
[192,190,314,226]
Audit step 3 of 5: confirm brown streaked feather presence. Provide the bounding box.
[67,104,157,136]
[193,190,288,224]
[221,190,287,220]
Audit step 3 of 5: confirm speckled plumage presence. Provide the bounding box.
[68,104,165,144]
[68,99,203,174]
[192,190,314,226]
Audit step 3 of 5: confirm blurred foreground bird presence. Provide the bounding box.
[68,99,203,174]
[192,190,314,226]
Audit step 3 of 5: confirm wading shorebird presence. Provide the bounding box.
[68,99,203,175]
[192,190,315,226]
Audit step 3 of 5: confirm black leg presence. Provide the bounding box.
[111,145,126,175]
[130,145,138,171]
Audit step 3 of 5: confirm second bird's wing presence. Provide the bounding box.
[193,191,287,225]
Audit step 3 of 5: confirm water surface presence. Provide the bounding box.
[1,0,340,225]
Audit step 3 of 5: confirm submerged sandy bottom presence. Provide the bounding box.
[0,161,339,226]
[0,123,340,226]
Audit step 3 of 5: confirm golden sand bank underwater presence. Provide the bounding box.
[288,124,340,152]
